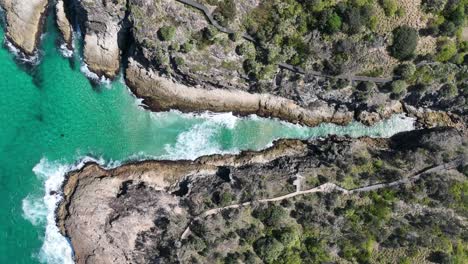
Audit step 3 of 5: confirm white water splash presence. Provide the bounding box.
[163,112,240,160]
[22,156,116,264]
[58,43,73,58]
[79,63,111,86]
[4,39,41,65]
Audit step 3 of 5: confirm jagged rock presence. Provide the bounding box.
[0,0,48,55]
[76,0,127,79]
[55,0,72,49]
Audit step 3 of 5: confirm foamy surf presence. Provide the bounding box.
[4,39,42,65]
[22,156,119,264]
[163,112,240,160]
[79,63,111,86]
[59,43,73,58]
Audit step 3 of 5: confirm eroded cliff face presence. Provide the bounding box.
[58,128,467,263]
[55,0,72,49]
[75,0,127,78]
[2,0,464,129]
[0,0,48,55]
[68,0,466,129]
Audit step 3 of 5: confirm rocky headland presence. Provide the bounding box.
[58,128,467,263]
[0,0,48,56]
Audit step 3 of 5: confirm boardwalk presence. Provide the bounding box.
[175,0,394,84]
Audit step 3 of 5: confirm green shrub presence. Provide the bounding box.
[320,10,342,33]
[274,227,300,249]
[435,39,457,62]
[390,26,418,60]
[380,0,398,17]
[236,42,256,58]
[254,237,284,263]
[394,63,416,80]
[158,26,176,41]
[253,205,286,227]
[439,83,458,98]
[213,0,236,27]
[174,57,184,67]
[181,42,194,53]
[304,238,330,263]
[422,0,447,13]
[391,80,408,97]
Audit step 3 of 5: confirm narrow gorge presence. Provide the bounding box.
[0,0,466,264]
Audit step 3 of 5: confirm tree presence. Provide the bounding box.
[158,26,176,41]
[254,237,284,263]
[389,26,418,60]
[253,205,286,227]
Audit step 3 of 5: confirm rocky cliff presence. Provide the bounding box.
[0,0,48,56]
[55,0,72,50]
[74,0,127,78]
[1,0,466,128]
[58,128,467,263]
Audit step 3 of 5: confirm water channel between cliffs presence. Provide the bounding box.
[0,20,415,264]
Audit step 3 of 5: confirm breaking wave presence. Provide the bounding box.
[163,112,240,160]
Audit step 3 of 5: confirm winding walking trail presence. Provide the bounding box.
[175,0,394,84]
[180,157,463,240]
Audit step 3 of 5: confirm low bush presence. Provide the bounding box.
[158,26,176,41]
[435,39,457,62]
[380,0,398,17]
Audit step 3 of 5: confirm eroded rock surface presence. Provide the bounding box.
[55,0,72,49]
[75,0,127,78]
[0,0,48,55]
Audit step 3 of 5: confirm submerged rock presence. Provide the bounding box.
[58,128,467,263]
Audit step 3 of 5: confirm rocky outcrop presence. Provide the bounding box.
[126,57,354,127]
[55,0,72,49]
[58,139,307,264]
[75,0,127,79]
[0,0,48,56]
[58,128,467,263]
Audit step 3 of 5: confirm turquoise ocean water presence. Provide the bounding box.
[0,19,415,263]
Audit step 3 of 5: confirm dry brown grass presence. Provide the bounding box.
[374,0,431,34]
[416,36,437,55]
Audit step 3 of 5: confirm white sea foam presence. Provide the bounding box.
[4,39,41,65]
[79,63,111,85]
[22,156,116,264]
[163,112,240,160]
[59,43,73,58]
